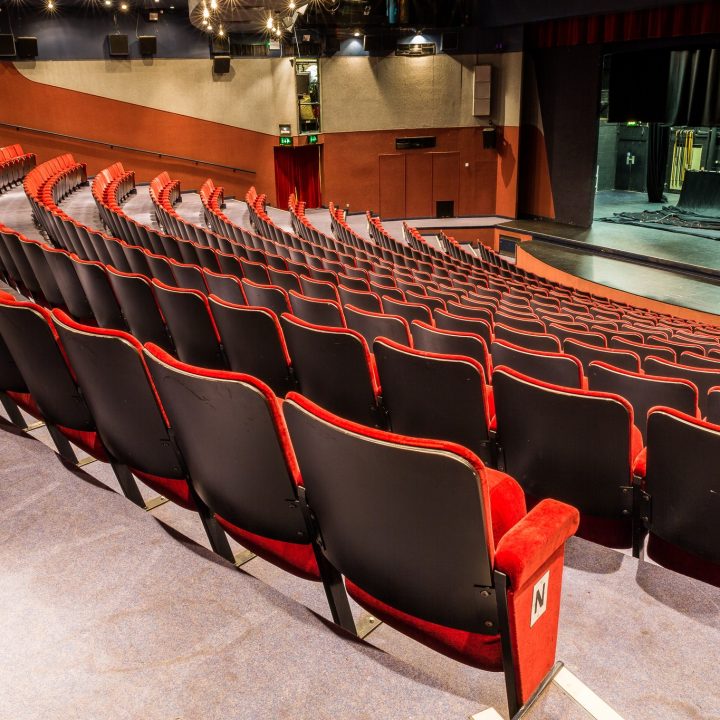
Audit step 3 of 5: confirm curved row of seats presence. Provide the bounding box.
[143,169,720,585]
[5,156,720,588]
[0,158,583,716]
[0,144,36,191]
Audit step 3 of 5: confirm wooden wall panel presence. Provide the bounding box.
[404,153,433,218]
[379,154,406,219]
[432,151,460,216]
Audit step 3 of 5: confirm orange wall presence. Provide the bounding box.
[322,126,517,218]
[0,62,273,200]
[1,61,521,218]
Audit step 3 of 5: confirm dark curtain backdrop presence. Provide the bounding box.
[667,48,720,126]
[647,123,670,202]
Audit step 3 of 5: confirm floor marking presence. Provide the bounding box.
[554,667,626,720]
[470,709,504,720]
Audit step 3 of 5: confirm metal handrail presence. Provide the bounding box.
[0,121,256,175]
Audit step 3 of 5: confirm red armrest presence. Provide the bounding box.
[494,499,579,590]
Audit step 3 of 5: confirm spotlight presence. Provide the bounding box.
[202,5,209,19]
[353,30,360,37]
[104,0,111,6]
[209,0,217,9]
[274,27,281,36]
[288,0,295,8]
[201,18,207,25]
[218,25,224,36]
[46,0,55,9]
[119,2,128,10]
[206,23,212,31]
[266,16,274,29]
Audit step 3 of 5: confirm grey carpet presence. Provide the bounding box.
[0,186,44,241]
[61,185,105,232]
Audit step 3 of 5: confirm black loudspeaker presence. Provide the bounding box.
[0,34,15,58]
[15,37,37,59]
[482,127,497,150]
[108,34,129,57]
[213,55,231,74]
[138,35,157,56]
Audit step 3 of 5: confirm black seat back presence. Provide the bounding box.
[493,323,560,353]
[71,257,126,329]
[491,340,583,389]
[374,338,492,463]
[52,310,183,478]
[588,361,698,442]
[433,309,492,347]
[344,305,411,347]
[281,313,383,428]
[645,408,720,578]
[153,281,226,369]
[381,296,432,326]
[107,268,173,351]
[202,270,246,305]
[410,320,491,376]
[564,338,640,374]
[283,392,497,631]
[493,366,633,520]
[0,299,93,429]
[644,356,720,418]
[209,296,294,396]
[289,291,345,328]
[144,346,308,544]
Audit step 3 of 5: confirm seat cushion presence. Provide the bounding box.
[6,391,42,419]
[57,425,109,462]
[486,468,526,547]
[216,515,319,581]
[346,580,503,671]
[132,469,196,510]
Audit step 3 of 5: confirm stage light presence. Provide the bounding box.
[266,15,273,29]
[119,2,128,10]
[210,0,217,9]
[104,0,111,6]
[206,23,212,31]
[274,27,281,36]
[353,30,360,37]
[202,5,210,19]
[217,25,224,37]
[46,0,55,9]
[288,1,295,8]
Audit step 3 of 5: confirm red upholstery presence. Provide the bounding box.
[56,426,109,462]
[132,469,196,510]
[215,516,319,581]
[495,499,579,702]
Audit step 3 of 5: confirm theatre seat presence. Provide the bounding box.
[283,392,579,718]
[493,366,643,549]
[643,408,720,587]
[143,345,319,580]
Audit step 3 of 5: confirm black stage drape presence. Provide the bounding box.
[647,123,670,203]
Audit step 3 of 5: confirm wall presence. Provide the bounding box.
[321,52,523,217]
[0,51,522,216]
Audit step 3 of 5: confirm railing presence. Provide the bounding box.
[0,121,256,176]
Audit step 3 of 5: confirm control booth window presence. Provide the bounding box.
[296,59,320,134]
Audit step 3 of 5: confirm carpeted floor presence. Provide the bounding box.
[1,409,718,720]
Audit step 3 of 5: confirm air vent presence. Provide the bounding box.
[396,42,435,57]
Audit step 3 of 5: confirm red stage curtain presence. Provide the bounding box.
[273,146,321,209]
[530,1,720,48]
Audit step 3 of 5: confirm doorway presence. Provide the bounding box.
[273,145,321,208]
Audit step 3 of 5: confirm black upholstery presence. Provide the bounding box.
[491,340,583,389]
[644,356,720,418]
[588,361,698,441]
[280,313,384,428]
[288,291,345,328]
[493,324,561,353]
[208,296,295,396]
[564,338,641,374]
[344,304,411,347]
[153,281,226,369]
[410,320,491,376]
[374,338,494,464]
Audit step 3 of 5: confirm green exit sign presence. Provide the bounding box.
[307,134,318,145]
[279,136,293,146]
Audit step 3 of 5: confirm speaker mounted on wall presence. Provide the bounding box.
[213,55,231,74]
[15,37,38,59]
[108,34,129,57]
[138,35,157,57]
[0,34,16,58]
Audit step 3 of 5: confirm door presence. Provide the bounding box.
[432,151,459,218]
[379,154,406,219]
[273,145,321,208]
